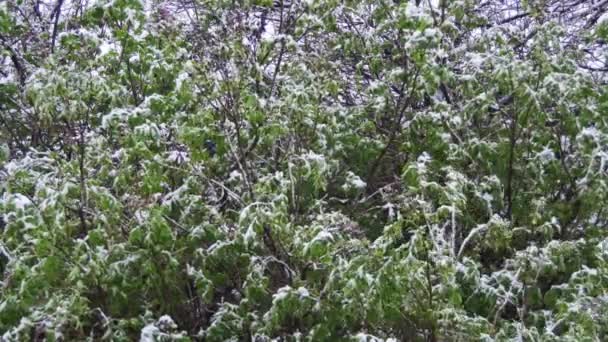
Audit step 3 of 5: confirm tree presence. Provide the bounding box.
[1,0,608,340]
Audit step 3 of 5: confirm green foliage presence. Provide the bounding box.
[1,0,608,341]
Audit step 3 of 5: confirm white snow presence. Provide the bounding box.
[174,71,189,90]
[167,150,190,164]
[383,202,396,220]
[129,54,140,64]
[355,332,383,342]
[537,147,555,163]
[157,315,176,329]
[12,194,32,210]
[272,286,292,303]
[417,152,432,170]
[296,287,310,298]
[228,170,243,182]
[140,324,160,342]
[580,126,600,141]
[481,192,493,203]
[1,193,32,210]
[98,41,118,57]
[597,12,608,26]
[342,171,366,191]
[468,53,486,68]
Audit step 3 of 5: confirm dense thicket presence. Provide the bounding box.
[1,0,608,340]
